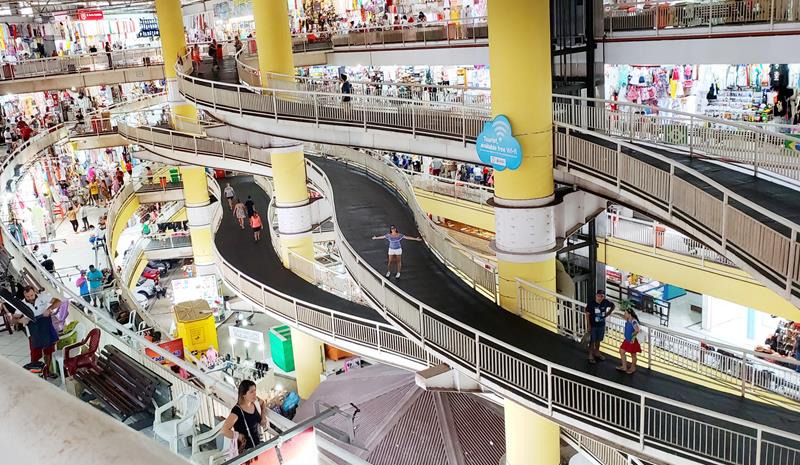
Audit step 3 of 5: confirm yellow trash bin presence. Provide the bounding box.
[174,299,219,353]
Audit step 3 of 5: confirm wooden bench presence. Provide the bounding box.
[74,345,172,424]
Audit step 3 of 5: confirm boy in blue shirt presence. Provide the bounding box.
[87,265,104,306]
[584,289,615,364]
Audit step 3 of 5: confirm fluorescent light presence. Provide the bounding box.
[20,7,33,15]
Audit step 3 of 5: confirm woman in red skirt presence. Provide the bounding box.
[617,308,642,374]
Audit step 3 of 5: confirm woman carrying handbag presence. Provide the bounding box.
[223,380,269,461]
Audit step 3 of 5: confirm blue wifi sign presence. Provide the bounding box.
[476,115,522,171]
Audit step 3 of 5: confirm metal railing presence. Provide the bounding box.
[237,47,491,106]
[255,176,365,305]
[0,46,164,80]
[189,59,800,188]
[54,92,800,464]
[303,148,800,465]
[289,16,488,52]
[604,0,800,37]
[552,94,800,183]
[305,144,499,300]
[608,212,736,267]
[114,111,800,407]
[554,124,800,310]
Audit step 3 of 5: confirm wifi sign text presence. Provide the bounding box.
[476,115,523,171]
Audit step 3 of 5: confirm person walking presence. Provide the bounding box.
[75,270,91,303]
[617,308,642,374]
[244,195,255,217]
[66,204,79,233]
[104,42,112,68]
[371,225,421,279]
[233,198,247,229]
[191,44,201,73]
[87,264,104,307]
[250,211,263,242]
[224,183,236,209]
[215,39,224,68]
[221,380,268,456]
[79,203,90,231]
[584,289,615,364]
[88,179,100,205]
[340,74,353,107]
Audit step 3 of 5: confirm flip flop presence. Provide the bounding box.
[588,358,597,364]
[615,366,626,372]
[626,369,637,374]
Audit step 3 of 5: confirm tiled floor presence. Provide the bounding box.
[0,330,32,367]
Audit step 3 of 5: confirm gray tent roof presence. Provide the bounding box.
[295,364,505,465]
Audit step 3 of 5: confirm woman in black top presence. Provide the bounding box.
[222,380,268,453]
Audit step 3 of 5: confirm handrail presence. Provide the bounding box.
[0,128,237,407]
[302,142,800,465]
[114,112,800,407]
[0,46,164,81]
[556,123,800,315]
[607,212,736,267]
[69,106,800,462]
[603,0,800,37]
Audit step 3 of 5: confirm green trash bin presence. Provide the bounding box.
[269,325,294,372]
[169,167,181,184]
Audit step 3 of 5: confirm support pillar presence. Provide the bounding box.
[155,0,197,131]
[489,1,560,463]
[252,0,295,87]
[271,150,314,265]
[504,399,560,465]
[180,166,215,276]
[291,328,324,399]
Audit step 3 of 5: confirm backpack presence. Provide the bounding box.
[208,45,216,57]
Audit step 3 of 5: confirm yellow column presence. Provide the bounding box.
[172,102,199,133]
[180,166,215,276]
[290,328,324,399]
[156,0,198,130]
[252,0,295,87]
[271,150,313,265]
[504,399,560,465]
[154,0,186,81]
[489,2,559,464]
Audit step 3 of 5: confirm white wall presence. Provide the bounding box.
[327,44,488,67]
[603,33,800,65]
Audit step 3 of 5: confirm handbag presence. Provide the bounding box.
[236,402,263,453]
[579,331,591,347]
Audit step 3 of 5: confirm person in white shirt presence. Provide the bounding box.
[224,183,236,210]
[11,286,61,379]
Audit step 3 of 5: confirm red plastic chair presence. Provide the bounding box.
[63,328,101,377]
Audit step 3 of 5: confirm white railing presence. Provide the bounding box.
[604,0,800,37]
[305,145,499,300]
[289,16,488,52]
[301,147,800,465]
[189,58,800,188]
[517,277,800,401]
[1,46,164,80]
[552,94,800,183]
[118,122,271,166]
[116,111,800,425]
[608,212,736,267]
[177,57,491,144]
[254,176,364,305]
[555,124,800,309]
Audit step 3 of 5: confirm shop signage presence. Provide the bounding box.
[229,325,265,346]
[76,9,104,21]
[476,115,523,171]
[145,338,185,365]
